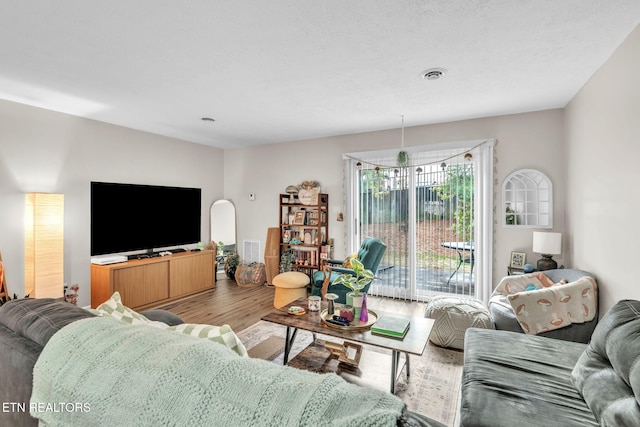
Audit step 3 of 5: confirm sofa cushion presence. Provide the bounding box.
[0,298,95,347]
[461,328,597,427]
[139,308,184,326]
[571,299,640,426]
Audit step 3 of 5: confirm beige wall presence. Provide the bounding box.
[225,109,567,289]
[565,24,640,313]
[0,100,224,307]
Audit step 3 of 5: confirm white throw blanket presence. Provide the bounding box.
[31,317,405,426]
[491,272,597,335]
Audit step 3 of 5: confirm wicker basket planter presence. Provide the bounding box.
[235,262,266,287]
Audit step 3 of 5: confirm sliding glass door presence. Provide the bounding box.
[345,140,493,302]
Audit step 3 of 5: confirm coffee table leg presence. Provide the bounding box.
[390,351,411,394]
[283,326,298,364]
[405,352,410,378]
[390,350,399,394]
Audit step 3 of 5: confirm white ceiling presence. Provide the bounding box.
[2,1,640,149]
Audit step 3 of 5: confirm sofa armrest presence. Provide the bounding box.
[140,309,184,326]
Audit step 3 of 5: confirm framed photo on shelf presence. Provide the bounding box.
[308,211,319,225]
[304,231,312,244]
[510,251,526,269]
[293,211,305,225]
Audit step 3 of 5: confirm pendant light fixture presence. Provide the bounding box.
[397,115,409,167]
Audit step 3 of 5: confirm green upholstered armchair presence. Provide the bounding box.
[311,237,387,304]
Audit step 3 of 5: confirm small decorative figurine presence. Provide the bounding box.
[359,293,368,322]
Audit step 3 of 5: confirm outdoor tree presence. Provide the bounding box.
[360,168,390,199]
[436,164,474,241]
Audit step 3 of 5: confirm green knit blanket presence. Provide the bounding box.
[31,317,404,426]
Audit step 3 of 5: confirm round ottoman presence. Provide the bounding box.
[425,296,493,349]
[272,272,310,308]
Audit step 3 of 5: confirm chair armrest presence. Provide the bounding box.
[329,266,357,276]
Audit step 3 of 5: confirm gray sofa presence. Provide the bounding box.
[0,298,440,427]
[0,298,183,427]
[461,299,640,426]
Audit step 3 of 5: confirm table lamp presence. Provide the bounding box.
[532,231,562,271]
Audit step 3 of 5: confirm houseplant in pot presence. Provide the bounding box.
[331,258,375,318]
[225,252,240,279]
[280,249,296,273]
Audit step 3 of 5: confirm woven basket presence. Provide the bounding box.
[235,262,266,287]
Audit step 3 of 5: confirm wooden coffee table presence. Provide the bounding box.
[261,297,434,394]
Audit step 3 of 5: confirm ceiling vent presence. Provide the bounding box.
[420,68,447,80]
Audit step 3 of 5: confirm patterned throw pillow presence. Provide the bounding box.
[168,323,247,357]
[92,292,168,327]
[93,292,247,356]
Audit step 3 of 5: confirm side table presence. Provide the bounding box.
[507,266,525,275]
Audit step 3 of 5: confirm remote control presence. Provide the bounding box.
[326,319,350,327]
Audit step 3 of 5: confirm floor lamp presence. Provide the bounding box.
[24,193,64,298]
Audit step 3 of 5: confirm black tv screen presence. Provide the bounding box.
[91,181,201,256]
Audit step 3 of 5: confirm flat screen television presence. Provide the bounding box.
[91,181,202,256]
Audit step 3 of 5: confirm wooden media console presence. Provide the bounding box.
[91,250,215,310]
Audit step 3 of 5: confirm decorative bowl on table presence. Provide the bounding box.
[320,309,378,331]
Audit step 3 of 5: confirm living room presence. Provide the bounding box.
[2,29,639,314]
[1,2,640,425]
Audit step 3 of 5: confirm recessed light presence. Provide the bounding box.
[201,117,215,122]
[420,68,447,80]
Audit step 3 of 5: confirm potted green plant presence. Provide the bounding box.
[225,252,240,279]
[280,249,296,273]
[332,258,374,317]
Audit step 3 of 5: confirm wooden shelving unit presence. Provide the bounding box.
[279,193,329,273]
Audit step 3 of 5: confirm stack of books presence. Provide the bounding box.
[371,316,411,339]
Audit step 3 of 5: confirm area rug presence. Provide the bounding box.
[237,320,464,426]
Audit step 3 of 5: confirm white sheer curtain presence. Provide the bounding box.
[471,140,494,303]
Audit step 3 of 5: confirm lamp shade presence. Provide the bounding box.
[532,232,562,255]
[24,193,64,298]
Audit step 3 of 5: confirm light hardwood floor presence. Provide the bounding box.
[158,272,428,332]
